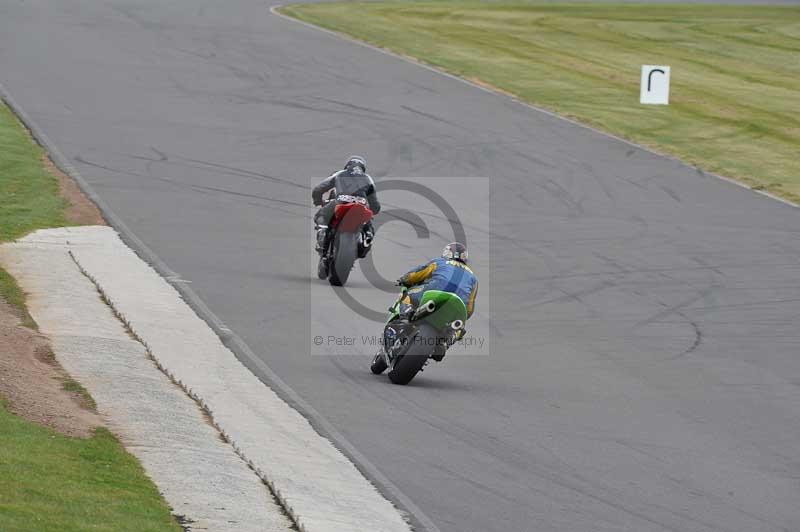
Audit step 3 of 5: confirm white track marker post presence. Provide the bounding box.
[640,65,670,105]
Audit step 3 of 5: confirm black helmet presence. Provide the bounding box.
[344,155,366,174]
[442,242,468,263]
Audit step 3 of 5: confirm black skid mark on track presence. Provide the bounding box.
[400,105,463,128]
[674,317,703,359]
[76,154,309,215]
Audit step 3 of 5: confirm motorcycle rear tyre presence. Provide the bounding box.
[387,323,435,385]
[329,232,357,286]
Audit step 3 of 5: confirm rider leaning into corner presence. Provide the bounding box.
[396,242,478,356]
[312,156,381,254]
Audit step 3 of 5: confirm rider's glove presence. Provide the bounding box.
[395,278,407,287]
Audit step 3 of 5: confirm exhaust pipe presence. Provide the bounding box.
[414,300,436,318]
[450,320,464,331]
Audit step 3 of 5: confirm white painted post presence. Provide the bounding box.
[640,65,670,105]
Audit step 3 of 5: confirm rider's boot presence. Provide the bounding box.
[431,341,447,362]
[357,222,374,259]
[363,224,374,252]
[315,225,329,254]
[432,328,465,362]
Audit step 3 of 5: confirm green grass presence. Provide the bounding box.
[0,402,180,532]
[0,102,67,242]
[281,2,800,204]
[0,99,179,530]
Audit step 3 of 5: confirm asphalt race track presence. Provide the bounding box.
[2,2,800,531]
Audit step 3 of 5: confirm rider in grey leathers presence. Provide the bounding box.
[312,156,381,254]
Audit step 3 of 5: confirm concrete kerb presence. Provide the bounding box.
[0,232,294,532]
[67,249,299,529]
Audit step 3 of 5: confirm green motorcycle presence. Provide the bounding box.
[371,288,468,385]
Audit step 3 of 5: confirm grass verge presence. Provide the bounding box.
[280,2,800,204]
[0,401,179,532]
[0,98,180,530]
[0,102,67,242]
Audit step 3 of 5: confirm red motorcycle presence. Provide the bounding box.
[318,194,374,286]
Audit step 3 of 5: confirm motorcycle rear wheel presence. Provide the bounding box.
[329,231,358,286]
[387,323,436,385]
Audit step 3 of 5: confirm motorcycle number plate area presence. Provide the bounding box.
[337,194,366,204]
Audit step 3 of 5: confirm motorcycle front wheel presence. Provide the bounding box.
[370,352,388,374]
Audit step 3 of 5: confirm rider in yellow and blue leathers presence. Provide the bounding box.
[398,242,478,319]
